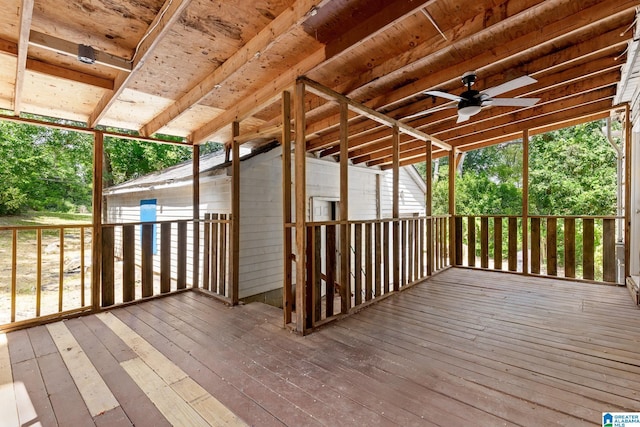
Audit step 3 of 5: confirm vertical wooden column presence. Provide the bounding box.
[294,81,308,332]
[426,141,433,275]
[339,100,351,313]
[231,122,240,305]
[281,90,293,325]
[448,148,456,266]
[522,129,529,275]
[624,103,632,279]
[192,143,200,288]
[91,131,104,311]
[392,125,400,291]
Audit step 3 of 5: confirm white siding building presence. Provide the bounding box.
[104,143,426,302]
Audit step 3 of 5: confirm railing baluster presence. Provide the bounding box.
[583,218,594,280]
[494,217,503,270]
[326,224,336,317]
[59,228,64,312]
[219,215,227,295]
[123,224,135,301]
[202,214,211,291]
[354,223,362,306]
[530,218,541,274]
[365,223,373,301]
[454,216,463,266]
[80,227,86,307]
[383,221,390,294]
[101,227,115,306]
[160,222,171,294]
[374,222,381,298]
[480,217,489,269]
[547,218,557,276]
[508,217,517,272]
[11,229,17,323]
[603,218,616,283]
[177,221,187,290]
[468,216,476,267]
[141,223,154,297]
[211,214,219,293]
[564,218,576,278]
[313,225,321,322]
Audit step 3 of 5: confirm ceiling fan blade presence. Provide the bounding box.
[424,90,463,102]
[402,102,457,121]
[456,114,470,123]
[486,97,540,107]
[482,75,537,98]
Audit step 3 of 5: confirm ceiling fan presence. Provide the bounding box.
[412,72,541,123]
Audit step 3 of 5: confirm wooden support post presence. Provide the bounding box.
[281,90,293,325]
[426,141,433,275]
[448,149,456,266]
[91,131,104,311]
[522,129,529,275]
[624,103,632,280]
[192,143,200,288]
[231,122,240,305]
[294,81,308,332]
[392,125,400,291]
[340,100,351,313]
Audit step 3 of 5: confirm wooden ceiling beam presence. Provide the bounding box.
[389,109,615,169]
[28,31,132,72]
[369,1,635,111]
[321,64,621,159]
[367,89,615,167]
[303,2,634,142]
[302,76,450,150]
[13,0,34,115]
[141,0,326,137]
[191,0,437,145]
[0,38,114,89]
[308,24,627,155]
[88,0,192,127]
[422,69,621,140]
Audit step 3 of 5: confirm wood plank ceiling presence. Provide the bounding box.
[0,0,636,168]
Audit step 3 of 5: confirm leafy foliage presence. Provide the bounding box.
[416,120,618,216]
[0,120,206,214]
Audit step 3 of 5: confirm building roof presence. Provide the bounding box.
[104,141,278,194]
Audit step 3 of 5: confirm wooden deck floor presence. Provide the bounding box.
[2,268,640,426]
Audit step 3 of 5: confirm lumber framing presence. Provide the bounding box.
[12,0,34,115]
[88,0,193,127]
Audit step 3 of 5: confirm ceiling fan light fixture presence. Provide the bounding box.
[458,104,482,116]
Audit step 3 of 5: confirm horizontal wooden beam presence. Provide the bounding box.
[88,0,192,128]
[0,37,113,89]
[29,30,132,72]
[374,98,616,168]
[302,2,634,145]
[392,109,614,169]
[300,77,451,151]
[141,0,325,137]
[0,113,190,145]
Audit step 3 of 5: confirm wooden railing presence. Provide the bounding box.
[200,214,232,301]
[103,217,232,307]
[454,215,622,283]
[296,215,450,329]
[0,224,92,328]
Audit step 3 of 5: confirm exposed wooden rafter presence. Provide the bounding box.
[12,0,34,115]
[140,0,328,138]
[87,0,193,128]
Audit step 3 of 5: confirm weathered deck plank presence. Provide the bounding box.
[2,268,639,426]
